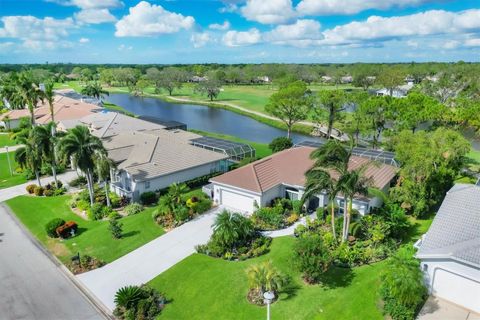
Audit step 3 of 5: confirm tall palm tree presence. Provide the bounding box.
[337,168,371,241]
[15,131,43,186]
[302,168,340,240]
[44,81,56,123]
[32,123,59,187]
[95,153,115,207]
[15,71,45,125]
[58,125,106,205]
[246,260,285,298]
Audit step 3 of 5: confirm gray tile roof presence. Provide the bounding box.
[417,184,480,267]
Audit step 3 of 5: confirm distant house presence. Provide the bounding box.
[0,95,102,129]
[104,130,229,201]
[321,75,333,83]
[210,147,397,215]
[341,75,353,84]
[190,76,208,83]
[374,83,414,98]
[254,76,271,84]
[416,184,480,314]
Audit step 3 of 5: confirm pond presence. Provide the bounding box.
[106,93,324,144]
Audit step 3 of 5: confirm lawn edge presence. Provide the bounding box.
[1,203,114,319]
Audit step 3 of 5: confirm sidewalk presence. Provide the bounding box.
[0,145,22,153]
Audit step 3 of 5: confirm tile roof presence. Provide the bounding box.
[211,146,398,194]
[417,184,480,268]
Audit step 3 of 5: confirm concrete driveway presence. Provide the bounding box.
[0,205,105,320]
[77,206,222,311]
[418,296,480,320]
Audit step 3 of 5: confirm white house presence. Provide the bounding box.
[416,184,480,314]
[375,83,414,98]
[210,147,397,215]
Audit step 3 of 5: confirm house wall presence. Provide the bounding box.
[211,183,261,214]
[419,258,480,313]
[261,185,284,207]
[0,118,21,130]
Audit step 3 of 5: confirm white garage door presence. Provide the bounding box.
[432,268,480,313]
[220,189,255,213]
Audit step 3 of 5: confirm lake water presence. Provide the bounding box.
[106,93,324,144]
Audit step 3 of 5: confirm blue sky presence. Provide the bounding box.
[0,0,479,63]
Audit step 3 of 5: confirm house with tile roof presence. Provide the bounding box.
[210,146,397,215]
[416,184,480,314]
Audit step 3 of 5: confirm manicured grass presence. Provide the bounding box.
[0,133,16,147]
[6,195,164,264]
[190,129,272,159]
[0,151,26,189]
[149,237,385,320]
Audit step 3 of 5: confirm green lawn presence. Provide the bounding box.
[6,195,165,264]
[149,237,385,320]
[0,151,26,189]
[0,134,16,147]
[191,129,272,159]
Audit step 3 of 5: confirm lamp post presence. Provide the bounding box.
[5,146,12,176]
[263,291,275,320]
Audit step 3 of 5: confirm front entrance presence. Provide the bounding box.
[308,196,320,213]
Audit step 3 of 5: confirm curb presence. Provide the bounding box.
[1,203,114,320]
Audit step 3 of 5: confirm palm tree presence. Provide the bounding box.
[58,125,106,205]
[15,131,43,186]
[212,210,254,249]
[32,123,59,187]
[15,71,45,125]
[302,168,339,240]
[44,81,55,123]
[337,168,371,241]
[81,82,109,101]
[114,285,143,310]
[246,260,285,298]
[167,182,189,204]
[95,153,115,207]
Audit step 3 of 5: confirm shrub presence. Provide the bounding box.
[45,218,66,238]
[109,219,123,239]
[109,192,121,208]
[140,191,157,205]
[380,246,427,320]
[89,203,106,220]
[191,198,212,214]
[269,136,293,153]
[173,205,190,222]
[246,261,287,305]
[56,221,78,238]
[69,176,87,187]
[293,234,333,284]
[124,203,143,216]
[77,199,90,211]
[53,187,66,196]
[113,285,166,320]
[251,206,285,230]
[285,213,299,225]
[44,189,54,197]
[26,184,37,194]
[33,186,45,196]
[292,200,302,215]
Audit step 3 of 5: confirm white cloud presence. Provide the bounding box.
[0,15,75,50]
[406,40,418,48]
[443,40,460,49]
[209,20,231,31]
[79,37,90,43]
[118,44,132,51]
[115,1,194,37]
[296,0,430,16]
[222,28,262,46]
[264,19,323,47]
[75,9,116,24]
[320,9,480,46]
[465,38,480,47]
[48,0,123,9]
[191,32,211,48]
[241,0,297,24]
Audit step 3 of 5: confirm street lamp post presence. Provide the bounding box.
[263,291,275,320]
[5,146,12,176]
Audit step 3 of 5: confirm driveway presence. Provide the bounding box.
[418,296,480,320]
[77,206,222,311]
[0,170,78,202]
[0,205,105,320]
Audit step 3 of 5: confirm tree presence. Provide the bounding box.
[268,137,293,153]
[265,81,312,139]
[44,81,56,123]
[357,96,390,149]
[15,130,43,186]
[58,125,106,205]
[167,182,189,204]
[81,82,109,101]
[32,123,59,187]
[157,67,186,95]
[109,218,123,239]
[293,234,333,284]
[376,67,406,96]
[131,78,149,96]
[95,153,114,207]
[313,90,346,139]
[195,79,222,101]
[212,210,254,250]
[16,71,45,125]
[246,261,286,303]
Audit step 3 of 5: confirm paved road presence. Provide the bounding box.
[77,206,221,311]
[0,170,78,202]
[0,205,105,320]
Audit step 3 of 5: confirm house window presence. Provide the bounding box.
[145,181,150,189]
[285,188,299,201]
